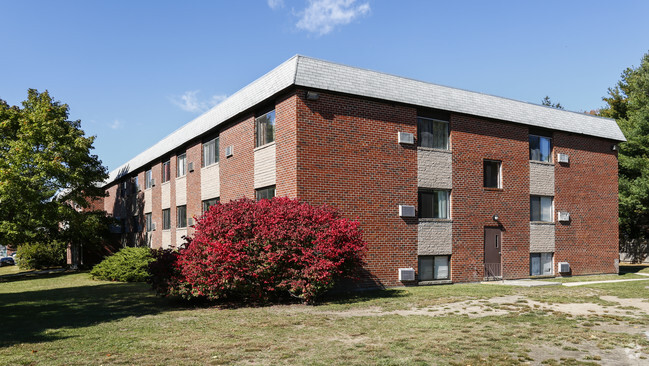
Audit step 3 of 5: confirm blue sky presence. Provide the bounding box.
[1,0,648,172]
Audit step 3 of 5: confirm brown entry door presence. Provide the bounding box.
[484,227,502,279]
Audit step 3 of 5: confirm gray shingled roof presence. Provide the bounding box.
[106,55,625,185]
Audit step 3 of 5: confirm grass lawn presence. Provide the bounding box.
[1,269,649,365]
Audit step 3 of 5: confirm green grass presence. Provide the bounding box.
[541,272,648,283]
[1,271,649,365]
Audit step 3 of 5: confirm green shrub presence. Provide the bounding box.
[17,240,67,270]
[91,247,154,282]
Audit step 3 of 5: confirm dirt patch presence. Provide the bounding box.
[528,342,648,366]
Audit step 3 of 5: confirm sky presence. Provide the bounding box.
[1,0,648,173]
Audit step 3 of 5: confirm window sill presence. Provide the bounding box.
[177,227,188,230]
[202,162,219,170]
[418,279,452,286]
[418,218,453,223]
[161,181,171,186]
[417,147,452,154]
[529,160,554,166]
[175,175,186,181]
[483,187,503,192]
[530,221,555,225]
[254,141,276,152]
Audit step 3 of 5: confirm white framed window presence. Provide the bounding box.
[255,110,276,147]
[162,209,170,230]
[256,185,276,201]
[177,153,187,177]
[145,169,153,189]
[530,253,553,276]
[132,176,139,193]
[530,196,553,222]
[417,117,449,150]
[484,160,502,188]
[162,160,171,183]
[418,190,450,219]
[529,134,552,163]
[202,198,220,213]
[419,255,450,281]
[203,137,219,167]
[177,205,187,228]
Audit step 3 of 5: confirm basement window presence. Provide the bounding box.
[530,253,553,276]
[530,196,553,222]
[419,255,450,281]
[255,110,276,147]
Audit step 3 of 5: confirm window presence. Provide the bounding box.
[203,137,219,166]
[419,256,450,281]
[202,198,220,213]
[256,185,276,201]
[145,169,153,189]
[255,110,276,147]
[162,160,171,183]
[177,205,187,228]
[418,190,450,219]
[162,209,171,230]
[145,213,153,232]
[132,177,139,193]
[483,160,501,188]
[529,135,552,162]
[120,181,128,197]
[417,117,449,150]
[530,253,553,276]
[530,196,553,222]
[177,153,187,177]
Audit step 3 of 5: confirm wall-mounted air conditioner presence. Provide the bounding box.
[398,132,414,144]
[188,218,194,226]
[557,153,569,163]
[398,205,416,217]
[558,262,570,273]
[151,223,156,231]
[398,268,416,282]
[188,162,194,172]
[225,146,233,157]
[151,178,156,187]
[558,211,570,222]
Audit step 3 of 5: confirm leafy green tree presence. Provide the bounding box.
[601,52,649,261]
[541,96,564,110]
[0,89,108,250]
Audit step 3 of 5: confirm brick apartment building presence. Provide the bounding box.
[101,55,625,286]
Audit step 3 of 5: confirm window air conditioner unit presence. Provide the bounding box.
[558,262,570,273]
[398,268,416,282]
[188,162,194,172]
[188,218,194,226]
[398,205,416,217]
[225,145,233,157]
[398,132,414,144]
[557,153,569,163]
[151,178,156,187]
[151,223,156,231]
[558,211,570,222]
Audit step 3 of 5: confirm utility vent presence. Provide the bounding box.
[151,223,156,231]
[398,132,414,144]
[398,205,416,217]
[557,153,569,163]
[188,218,194,227]
[188,162,194,172]
[225,145,233,157]
[398,268,416,282]
[558,262,570,273]
[558,211,570,222]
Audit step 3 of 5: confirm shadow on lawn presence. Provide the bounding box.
[0,274,169,348]
[321,288,409,305]
[619,264,649,274]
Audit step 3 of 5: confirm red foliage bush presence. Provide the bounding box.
[167,197,366,304]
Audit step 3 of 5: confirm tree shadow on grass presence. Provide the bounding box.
[619,264,649,274]
[0,273,170,348]
[320,287,409,306]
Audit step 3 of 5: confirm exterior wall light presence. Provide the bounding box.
[492,214,499,221]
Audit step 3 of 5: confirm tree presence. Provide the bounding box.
[541,96,564,110]
[601,52,649,262]
[0,89,108,250]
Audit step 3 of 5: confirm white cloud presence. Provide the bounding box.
[109,119,122,130]
[171,90,227,113]
[268,0,284,9]
[296,0,370,35]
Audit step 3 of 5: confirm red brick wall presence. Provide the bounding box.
[276,93,299,198]
[169,153,177,247]
[151,161,162,248]
[451,115,530,282]
[554,133,619,275]
[186,141,202,239]
[220,116,255,202]
[293,89,418,287]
